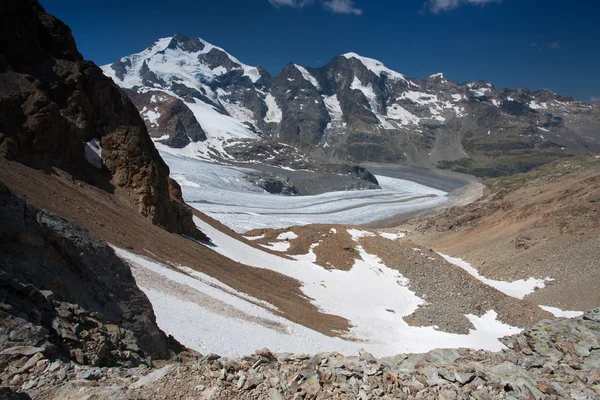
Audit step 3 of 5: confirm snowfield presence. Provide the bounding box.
[114,219,522,357]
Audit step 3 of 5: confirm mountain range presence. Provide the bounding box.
[102,34,600,177]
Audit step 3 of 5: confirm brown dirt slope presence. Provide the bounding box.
[0,159,350,338]
[405,152,600,312]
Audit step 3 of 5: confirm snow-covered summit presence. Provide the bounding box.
[102,34,264,90]
[342,52,408,83]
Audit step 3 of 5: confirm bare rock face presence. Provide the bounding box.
[124,89,207,148]
[0,0,197,236]
[0,181,173,361]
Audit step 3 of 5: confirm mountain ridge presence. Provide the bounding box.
[102,33,600,177]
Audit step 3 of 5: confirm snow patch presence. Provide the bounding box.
[438,253,550,300]
[322,94,345,131]
[294,64,320,89]
[539,305,584,318]
[529,101,548,110]
[347,229,376,241]
[243,234,266,241]
[84,138,102,170]
[379,232,406,240]
[277,231,298,240]
[260,242,291,252]
[343,53,408,83]
[264,93,282,123]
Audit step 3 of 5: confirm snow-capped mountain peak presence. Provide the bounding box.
[342,52,408,83]
[102,34,263,90]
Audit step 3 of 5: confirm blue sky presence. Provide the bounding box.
[41,0,599,102]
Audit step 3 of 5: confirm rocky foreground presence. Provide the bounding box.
[2,309,599,399]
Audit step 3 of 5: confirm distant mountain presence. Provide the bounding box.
[102,34,600,176]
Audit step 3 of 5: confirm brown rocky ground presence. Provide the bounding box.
[404,152,600,313]
[246,223,552,334]
[5,310,600,399]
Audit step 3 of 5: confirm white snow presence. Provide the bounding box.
[242,66,261,83]
[186,98,259,140]
[140,107,161,127]
[347,229,376,241]
[101,35,260,87]
[294,64,320,89]
[322,94,345,131]
[351,77,397,129]
[397,91,450,123]
[538,127,550,132]
[539,305,584,318]
[84,138,102,170]
[277,231,298,240]
[260,242,291,252]
[386,103,421,126]
[529,101,548,110]
[452,94,463,102]
[438,253,550,300]
[99,35,264,158]
[243,234,265,241]
[379,232,406,240]
[264,93,283,123]
[343,53,408,83]
[221,101,257,128]
[116,245,520,357]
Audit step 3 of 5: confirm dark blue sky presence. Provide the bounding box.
[41,0,599,102]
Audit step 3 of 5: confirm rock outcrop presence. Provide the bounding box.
[0,181,175,364]
[0,0,197,236]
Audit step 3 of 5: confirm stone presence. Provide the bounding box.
[18,352,44,374]
[358,349,376,364]
[0,346,46,357]
[300,374,321,397]
[489,362,544,400]
[237,375,247,389]
[268,388,284,400]
[130,364,178,389]
[584,308,600,323]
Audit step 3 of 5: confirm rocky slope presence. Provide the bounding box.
[0,181,178,370]
[102,35,600,177]
[0,0,196,236]
[405,152,600,313]
[4,309,600,399]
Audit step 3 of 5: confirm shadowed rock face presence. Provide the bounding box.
[0,0,196,236]
[0,181,172,361]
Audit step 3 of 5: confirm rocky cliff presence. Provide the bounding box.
[0,0,197,236]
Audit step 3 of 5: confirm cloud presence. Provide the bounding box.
[268,0,312,8]
[591,97,600,104]
[530,41,561,51]
[323,0,363,15]
[427,0,501,13]
[268,0,362,15]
